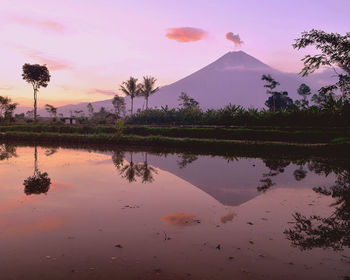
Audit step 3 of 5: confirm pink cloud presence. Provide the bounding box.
[13,17,65,33]
[226,32,243,46]
[16,46,72,71]
[166,27,207,42]
[88,89,115,96]
[0,86,14,91]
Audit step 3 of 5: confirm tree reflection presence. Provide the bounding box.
[284,168,350,251]
[112,150,125,170]
[136,152,158,184]
[120,152,138,182]
[0,144,17,160]
[257,159,290,192]
[23,146,51,195]
[177,154,198,169]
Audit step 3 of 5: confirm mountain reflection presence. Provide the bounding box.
[285,161,350,251]
[23,146,51,195]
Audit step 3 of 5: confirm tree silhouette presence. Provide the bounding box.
[0,96,17,123]
[23,146,51,195]
[261,74,280,112]
[293,29,350,99]
[120,77,141,115]
[22,64,50,122]
[112,95,126,118]
[295,84,312,110]
[139,76,159,110]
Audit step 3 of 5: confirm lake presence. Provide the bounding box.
[0,143,349,280]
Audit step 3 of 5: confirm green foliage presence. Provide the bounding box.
[178,92,200,110]
[0,96,17,123]
[115,119,125,137]
[293,29,350,98]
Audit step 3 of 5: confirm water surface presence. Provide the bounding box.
[0,144,349,279]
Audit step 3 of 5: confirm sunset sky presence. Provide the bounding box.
[1,0,349,107]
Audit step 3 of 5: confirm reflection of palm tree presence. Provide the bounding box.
[136,153,158,183]
[23,146,51,195]
[120,152,138,183]
[0,144,17,160]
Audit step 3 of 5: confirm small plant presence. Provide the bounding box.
[115,119,125,137]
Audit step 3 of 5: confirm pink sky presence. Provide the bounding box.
[0,0,349,107]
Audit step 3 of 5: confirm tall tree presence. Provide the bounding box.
[293,30,350,99]
[178,92,200,110]
[120,77,140,115]
[22,64,50,122]
[261,74,280,111]
[295,83,312,110]
[139,76,159,110]
[112,95,126,118]
[87,103,94,118]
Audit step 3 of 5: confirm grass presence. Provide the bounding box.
[1,131,350,158]
[0,124,349,143]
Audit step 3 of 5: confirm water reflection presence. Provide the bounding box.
[0,143,17,160]
[285,162,350,251]
[114,151,158,183]
[1,144,349,279]
[23,146,51,195]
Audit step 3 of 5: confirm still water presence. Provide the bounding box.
[0,144,349,280]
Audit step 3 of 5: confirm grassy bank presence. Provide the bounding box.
[1,131,350,158]
[1,124,349,143]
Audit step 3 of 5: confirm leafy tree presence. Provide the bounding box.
[87,103,94,118]
[112,95,126,118]
[295,83,312,110]
[139,76,159,110]
[265,91,294,111]
[311,86,344,112]
[22,64,50,122]
[0,96,17,123]
[45,104,57,119]
[293,30,350,99]
[120,77,141,115]
[178,92,200,110]
[261,74,281,111]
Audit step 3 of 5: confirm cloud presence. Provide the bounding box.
[88,89,116,96]
[0,86,14,91]
[13,17,65,33]
[162,213,200,226]
[16,46,72,71]
[226,32,243,46]
[166,27,207,42]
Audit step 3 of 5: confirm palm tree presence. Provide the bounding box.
[139,76,159,110]
[120,77,140,116]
